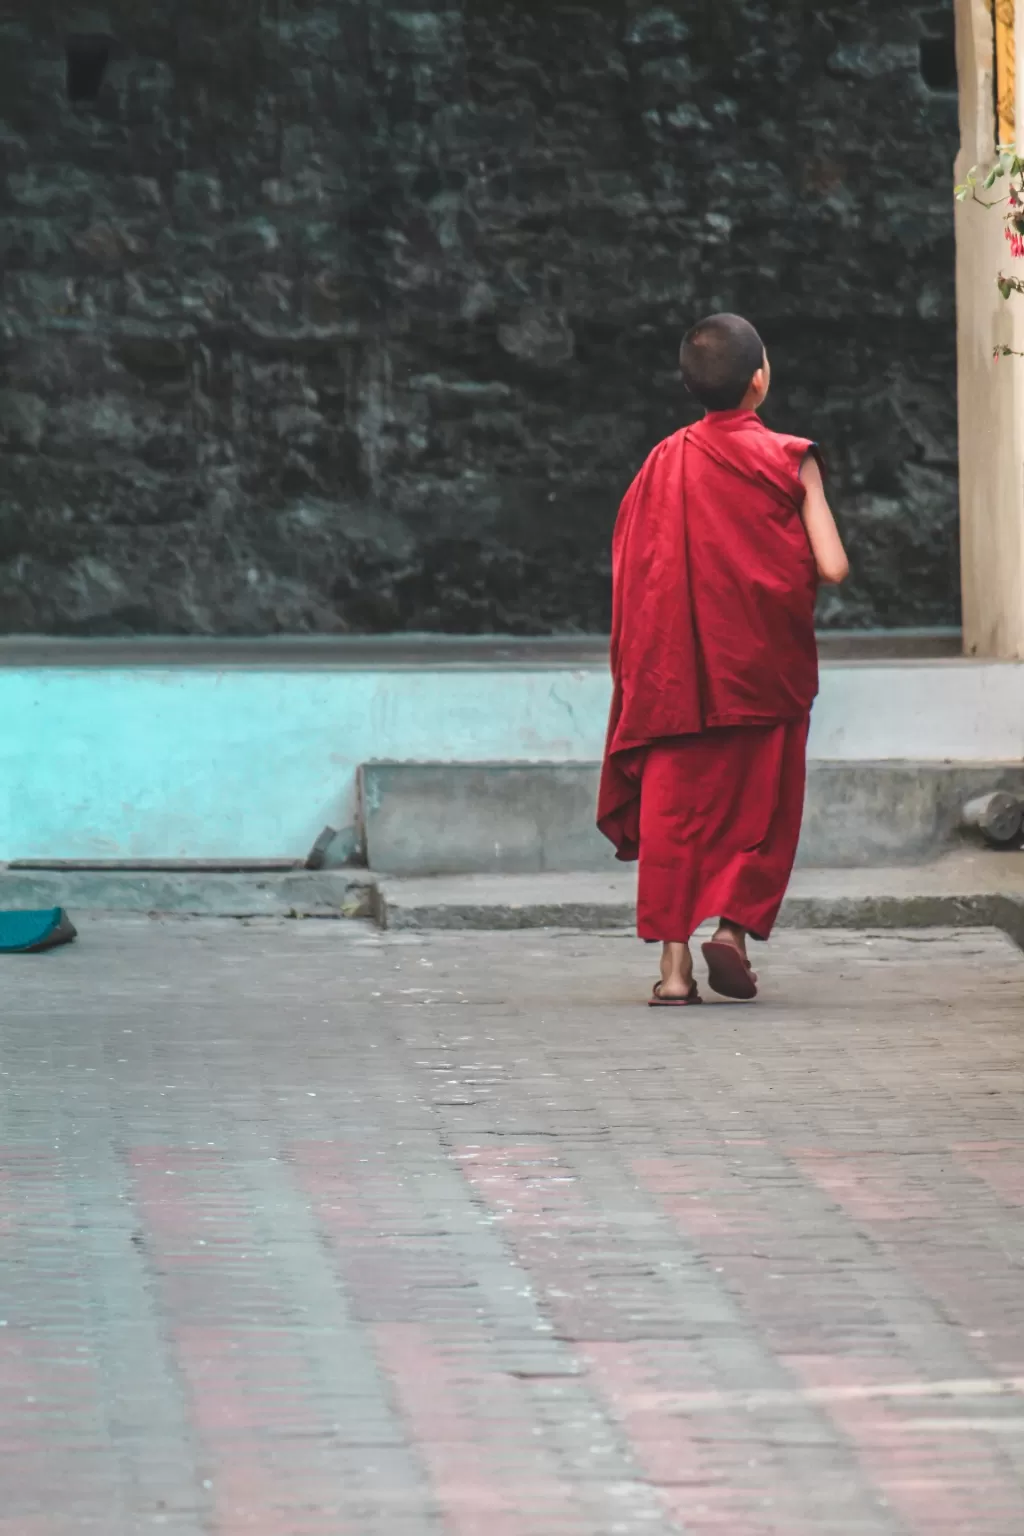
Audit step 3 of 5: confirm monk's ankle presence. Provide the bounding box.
[713,920,748,957]
[660,941,694,997]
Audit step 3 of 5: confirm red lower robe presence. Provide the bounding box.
[597,409,820,943]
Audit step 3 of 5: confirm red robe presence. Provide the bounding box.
[597,408,819,941]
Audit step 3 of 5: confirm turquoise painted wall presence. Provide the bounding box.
[0,667,611,861]
[3,657,1021,862]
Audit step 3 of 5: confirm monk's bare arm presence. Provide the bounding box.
[799,455,849,584]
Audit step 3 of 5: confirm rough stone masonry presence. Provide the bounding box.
[0,1,960,636]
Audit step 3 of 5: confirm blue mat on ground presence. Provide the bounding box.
[0,909,78,953]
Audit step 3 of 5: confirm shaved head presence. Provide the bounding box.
[680,313,766,411]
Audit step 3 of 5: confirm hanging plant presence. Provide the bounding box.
[957,147,1024,356]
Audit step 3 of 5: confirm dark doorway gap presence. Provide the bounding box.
[919,10,957,95]
[66,34,111,102]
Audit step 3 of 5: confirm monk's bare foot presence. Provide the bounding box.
[658,941,696,1000]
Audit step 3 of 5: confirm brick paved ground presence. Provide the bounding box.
[2,917,1024,1535]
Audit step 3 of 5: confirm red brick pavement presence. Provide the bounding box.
[1,918,1023,1534]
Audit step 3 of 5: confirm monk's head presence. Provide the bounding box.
[680,314,770,414]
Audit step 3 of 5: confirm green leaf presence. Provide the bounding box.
[999,277,1014,299]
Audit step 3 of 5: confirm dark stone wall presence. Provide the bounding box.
[1,1,960,636]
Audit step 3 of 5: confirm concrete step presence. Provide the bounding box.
[373,851,1024,947]
[359,761,1024,876]
[0,868,376,919]
[4,856,1023,954]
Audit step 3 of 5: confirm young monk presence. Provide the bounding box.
[597,313,849,1005]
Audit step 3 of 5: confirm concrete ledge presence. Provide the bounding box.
[783,891,1024,953]
[4,855,1023,952]
[373,872,637,932]
[0,629,961,669]
[0,869,376,919]
[373,852,1024,947]
[800,761,1024,866]
[361,762,1024,875]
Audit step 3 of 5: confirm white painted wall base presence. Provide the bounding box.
[811,659,1024,761]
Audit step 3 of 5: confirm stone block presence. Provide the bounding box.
[0,390,47,451]
[360,763,613,877]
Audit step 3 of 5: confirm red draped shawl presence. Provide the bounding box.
[597,409,820,861]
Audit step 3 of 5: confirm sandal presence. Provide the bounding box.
[701,941,758,1001]
[649,980,703,1008]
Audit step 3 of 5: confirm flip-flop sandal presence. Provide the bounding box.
[649,981,703,1008]
[701,941,758,1001]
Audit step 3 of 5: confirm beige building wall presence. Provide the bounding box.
[956,0,1024,657]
